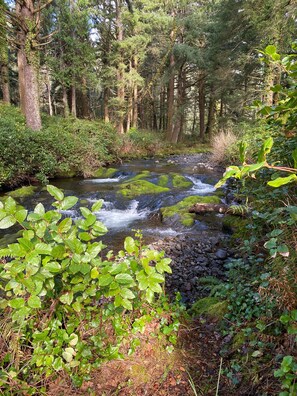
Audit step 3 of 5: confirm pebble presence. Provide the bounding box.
[150,233,232,305]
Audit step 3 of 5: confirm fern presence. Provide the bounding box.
[228,204,249,216]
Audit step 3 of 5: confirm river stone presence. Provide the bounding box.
[215,249,228,259]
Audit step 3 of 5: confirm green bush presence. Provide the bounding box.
[0,186,176,392]
[0,103,120,187]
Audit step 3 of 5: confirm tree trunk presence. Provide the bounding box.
[189,203,246,216]
[198,74,205,141]
[171,66,185,143]
[116,0,124,135]
[205,90,216,140]
[16,0,41,130]
[192,97,197,134]
[126,94,132,132]
[46,68,53,116]
[1,61,10,104]
[17,49,26,113]
[104,87,110,122]
[166,52,175,141]
[71,84,77,117]
[62,86,69,117]
[131,70,138,129]
[80,77,90,118]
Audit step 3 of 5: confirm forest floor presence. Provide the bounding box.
[47,316,231,396]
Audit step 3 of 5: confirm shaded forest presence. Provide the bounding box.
[0,0,295,141]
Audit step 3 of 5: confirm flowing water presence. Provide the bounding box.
[0,155,224,250]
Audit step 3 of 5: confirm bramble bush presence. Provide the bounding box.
[0,185,177,393]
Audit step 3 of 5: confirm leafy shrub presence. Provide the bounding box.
[0,186,176,392]
[0,104,121,187]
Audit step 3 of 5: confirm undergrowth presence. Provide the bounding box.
[0,186,184,394]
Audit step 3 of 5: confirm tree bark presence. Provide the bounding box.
[131,57,138,128]
[171,65,185,143]
[205,89,216,140]
[189,203,246,216]
[198,73,205,141]
[17,48,26,114]
[46,68,53,116]
[71,84,77,117]
[166,51,175,141]
[1,61,10,104]
[80,77,90,118]
[103,87,110,122]
[115,0,124,135]
[62,86,69,117]
[16,0,41,130]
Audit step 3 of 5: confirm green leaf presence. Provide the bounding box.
[15,209,28,223]
[62,349,74,363]
[98,274,113,286]
[58,218,72,233]
[120,288,135,300]
[78,232,92,241]
[145,289,154,303]
[0,215,16,229]
[69,333,79,347]
[91,267,99,279]
[5,197,17,214]
[72,301,81,312]
[239,141,247,164]
[35,243,52,255]
[87,242,103,258]
[52,357,63,371]
[47,185,64,201]
[80,207,92,217]
[91,200,104,212]
[84,213,97,227]
[18,237,33,252]
[59,292,73,305]
[277,244,290,257]
[9,298,25,309]
[267,174,297,187]
[156,258,172,274]
[44,261,61,273]
[60,196,78,210]
[115,273,135,285]
[28,295,41,309]
[92,221,108,235]
[124,236,137,254]
[34,203,45,216]
[51,245,66,260]
[265,45,277,56]
[122,298,133,310]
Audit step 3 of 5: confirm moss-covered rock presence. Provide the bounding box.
[118,180,169,198]
[161,195,221,227]
[189,297,228,319]
[7,186,36,198]
[126,170,151,182]
[158,175,169,187]
[171,173,192,188]
[91,167,118,178]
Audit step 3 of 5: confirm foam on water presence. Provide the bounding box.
[84,177,123,183]
[95,200,150,229]
[187,176,216,194]
[145,228,180,236]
